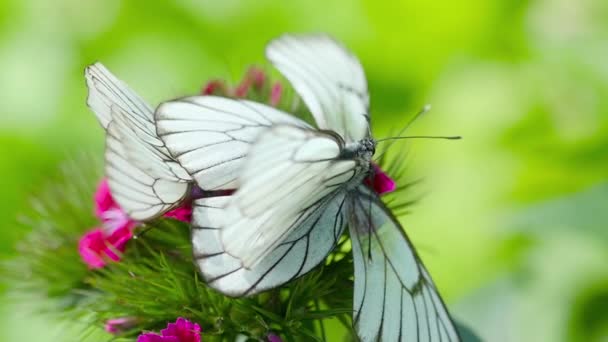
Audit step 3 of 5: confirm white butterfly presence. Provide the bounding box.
[156,35,462,341]
[85,63,192,220]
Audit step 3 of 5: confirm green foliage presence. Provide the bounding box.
[3,155,100,309]
[83,219,355,341]
[2,153,360,340]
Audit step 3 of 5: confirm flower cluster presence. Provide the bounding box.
[202,67,283,107]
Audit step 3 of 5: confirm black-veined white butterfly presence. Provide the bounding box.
[156,35,462,341]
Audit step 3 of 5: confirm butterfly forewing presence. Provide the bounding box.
[348,186,461,342]
[155,96,311,191]
[218,124,362,269]
[266,34,370,142]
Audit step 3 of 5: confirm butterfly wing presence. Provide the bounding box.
[86,63,191,220]
[266,34,370,142]
[105,111,190,220]
[219,124,363,269]
[348,186,461,342]
[86,62,154,130]
[191,192,347,296]
[155,96,311,190]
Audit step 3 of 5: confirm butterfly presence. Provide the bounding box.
[85,63,193,220]
[155,35,462,341]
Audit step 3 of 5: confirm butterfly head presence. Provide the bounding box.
[360,138,376,156]
[341,138,376,164]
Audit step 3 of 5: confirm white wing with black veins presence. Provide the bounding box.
[86,63,190,220]
[348,186,461,342]
[155,96,311,190]
[266,34,370,142]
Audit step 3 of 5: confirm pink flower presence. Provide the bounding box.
[137,318,201,342]
[94,178,192,227]
[105,317,138,335]
[78,226,132,269]
[80,178,192,268]
[366,164,396,195]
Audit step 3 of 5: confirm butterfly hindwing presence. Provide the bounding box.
[105,115,190,220]
[191,192,347,296]
[348,186,461,342]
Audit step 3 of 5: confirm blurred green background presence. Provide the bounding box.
[1,0,607,341]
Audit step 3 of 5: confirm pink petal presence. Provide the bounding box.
[234,68,267,97]
[95,178,137,231]
[161,317,201,342]
[94,178,117,219]
[368,164,396,195]
[270,82,282,107]
[106,226,133,254]
[163,206,192,223]
[247,67,266,90]
[136,318,200,342]
[101,207,136,233]
[105,317,136,334]
[234,78,251,97]
[78,228,109,269]
[78,225,133,268]
[201,80,225,95]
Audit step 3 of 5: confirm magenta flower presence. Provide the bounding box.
[366,164,396,195]
[79,179,192,268]
[137,318,201,342]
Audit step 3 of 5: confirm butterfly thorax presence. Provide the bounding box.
[341,138,375,160]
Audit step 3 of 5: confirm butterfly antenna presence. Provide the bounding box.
[374,105,463,161]
[374,104,431,161]
[376,135,462,142]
